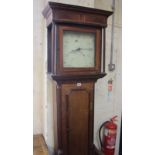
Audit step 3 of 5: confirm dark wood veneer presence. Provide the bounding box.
[43,2,112,27]
[43,2,112,155]
[43,2,112,76]
[58,25,101,75]
[50,73,107,83]
[60,82,95,155]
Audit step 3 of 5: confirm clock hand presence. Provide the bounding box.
[66,48,81,56]
[73,50,85,56]
[80,48,93,51]
[67,48,85,56]
[70,47,92,54]
[72,48,93,51]
[67,48,81,55]
[71,47,81,52]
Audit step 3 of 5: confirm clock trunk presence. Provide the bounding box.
[54,82,94,155]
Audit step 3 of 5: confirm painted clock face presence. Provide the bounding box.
[63,30,95,68]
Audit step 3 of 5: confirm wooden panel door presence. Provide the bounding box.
[61,82,94,155]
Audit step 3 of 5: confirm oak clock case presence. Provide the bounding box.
[59,26,101,74]
[54,25,102,75]
[43,2,112,155]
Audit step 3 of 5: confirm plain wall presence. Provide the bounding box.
[33,0,46,134]
[94,1,122,155]
[33,0,122,155]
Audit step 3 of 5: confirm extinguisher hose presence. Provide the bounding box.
[99,121,109,149]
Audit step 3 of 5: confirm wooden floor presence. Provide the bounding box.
[33,134,48,155]
[33,134,104,155]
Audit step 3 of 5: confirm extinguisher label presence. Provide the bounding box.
[104,129,116,149]
[107,137,116,149]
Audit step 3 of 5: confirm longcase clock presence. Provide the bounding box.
[43,2,112,155]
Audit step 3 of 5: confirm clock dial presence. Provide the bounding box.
[63,30,95,68]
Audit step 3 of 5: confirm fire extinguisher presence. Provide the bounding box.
[99,116,117,155]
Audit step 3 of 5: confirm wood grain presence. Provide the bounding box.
[42,2,113,27]
[42,2,113,155]
[43,2,113,76]
[60,82,94,155]
[33,134,48,155]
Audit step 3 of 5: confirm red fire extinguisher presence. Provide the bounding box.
[99,116,117,155]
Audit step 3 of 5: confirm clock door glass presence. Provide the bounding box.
[63,30,95,68]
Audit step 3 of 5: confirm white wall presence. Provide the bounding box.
[33,0,46,134]
[33,0,122,155]
[94,1,122,155]
[48,0,94,7]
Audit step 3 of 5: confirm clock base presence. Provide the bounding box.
[54,145,102,155]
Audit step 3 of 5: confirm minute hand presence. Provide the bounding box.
[68,48,85,56]
[71,47,81,52]
[80,48,93,51]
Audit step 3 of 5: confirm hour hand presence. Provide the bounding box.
[71,47,81,52]
[69,48,85,56]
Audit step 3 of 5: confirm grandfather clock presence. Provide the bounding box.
[43,2,112,155]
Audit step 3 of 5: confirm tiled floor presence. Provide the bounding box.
[33,134,48,155]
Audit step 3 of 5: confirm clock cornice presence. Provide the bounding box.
[42,2,113,27]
